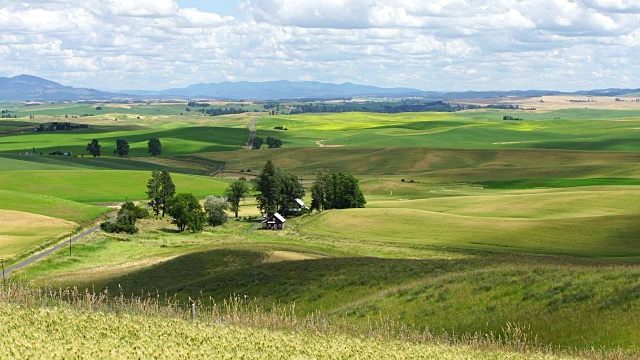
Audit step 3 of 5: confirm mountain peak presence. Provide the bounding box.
[0,74,113,101]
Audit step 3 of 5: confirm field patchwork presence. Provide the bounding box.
[0,209,76,258]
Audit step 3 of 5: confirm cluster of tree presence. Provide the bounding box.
[255,160,304,215]
[84,138,162,158]
[35,122,88,132]
[310,170,366,211]
[486,104,519,109]
[146,173,202,232]
[164,179,250,232]
[48,150,72,156]
[166,193,205,232]
[251,136,264,149]
[286,100,459,114]
[251,136,283,149]
[502,115,523,121]
[200,107,247,116]
[187,101,210,107]
[1,109,17,118]
[100,201,149,234]
[273,126,288,130]
[266,137,283,148]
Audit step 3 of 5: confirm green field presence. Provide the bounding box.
[255,110,640,151]
[0,126,248,156]
[0,190,108,221]
[3,101,640,355]
[0,170,229,203]
[0,210,77,258]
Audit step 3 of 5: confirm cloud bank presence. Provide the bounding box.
[0,0,638,91]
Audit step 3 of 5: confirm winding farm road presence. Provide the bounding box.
[3,215,116,277]
[246,116,258,149]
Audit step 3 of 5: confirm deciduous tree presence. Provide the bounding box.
[166,193,205,232]
[86,139,101,157]
[266,136,283,148]
[311,172,366,211]
[146,169,176,217]
[224,180,250,218]
[204,195,229,226]
[113,139,130,157]
[148,138,162,157]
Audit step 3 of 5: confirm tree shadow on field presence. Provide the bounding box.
[160,227,181,234]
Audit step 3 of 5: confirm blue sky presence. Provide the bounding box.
[0,0,639,91]
[176,0,240,16]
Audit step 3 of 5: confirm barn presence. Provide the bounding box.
[262,212,286,230]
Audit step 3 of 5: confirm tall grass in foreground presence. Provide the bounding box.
[0,281,632,359]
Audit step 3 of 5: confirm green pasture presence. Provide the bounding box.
[5,102,262,117]
[200,147,640,179]
[0,126,248,156]
[254,110,640,151]
[0,190,108,222]
[296,209,640,258]
[0,170,229,203]
[368,187,640,219]
[0,154,208,174]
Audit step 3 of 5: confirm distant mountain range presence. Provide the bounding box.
[0,74,638,102]
[0,74,116,101]
[124,80,424,100]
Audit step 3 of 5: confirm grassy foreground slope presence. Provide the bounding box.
[0,303,572,359]
[30,247,640,351]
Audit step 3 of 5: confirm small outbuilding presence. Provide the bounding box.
[262,212,286,230]
[294,198,305,210]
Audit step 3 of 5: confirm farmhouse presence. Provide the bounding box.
[262,212,286,230]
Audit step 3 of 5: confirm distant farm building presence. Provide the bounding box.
[262,213,286,230]
[294,198,306,211]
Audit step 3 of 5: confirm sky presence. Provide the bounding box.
[0,0,639,91]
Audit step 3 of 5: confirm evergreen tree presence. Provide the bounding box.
[255,160,281,215]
